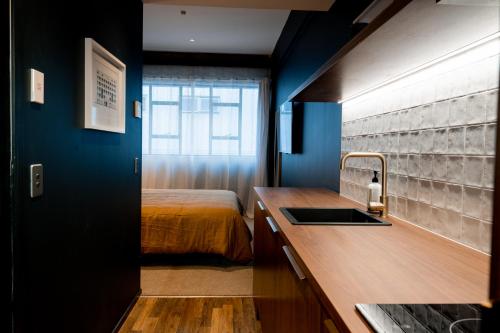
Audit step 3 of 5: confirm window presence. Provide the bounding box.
[142,81,259,156]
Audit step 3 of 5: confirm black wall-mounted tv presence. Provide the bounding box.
[278,101,303,154]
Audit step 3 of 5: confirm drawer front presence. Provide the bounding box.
[275,243,321,333]
[253,199,280,333]
[254,197,330,333]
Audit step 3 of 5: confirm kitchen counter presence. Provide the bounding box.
[254,187,490,333]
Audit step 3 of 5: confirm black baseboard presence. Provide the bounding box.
[112,289,142,333]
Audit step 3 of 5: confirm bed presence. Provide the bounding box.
[141,189,253,263]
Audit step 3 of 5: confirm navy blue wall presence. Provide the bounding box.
[11,0,142,332]
[272,1,370,191]
[2,0,12,331]
[280,103,342,190]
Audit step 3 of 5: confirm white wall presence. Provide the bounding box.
[340,35,499,253]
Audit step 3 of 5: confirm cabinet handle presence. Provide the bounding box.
[257,200,265,211]
[265,216,278,233]
[323,319,339,333]
[282,246,306,280]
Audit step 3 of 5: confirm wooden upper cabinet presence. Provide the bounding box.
[289,0,500,103]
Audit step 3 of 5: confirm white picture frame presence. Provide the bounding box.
[84,38,126,133]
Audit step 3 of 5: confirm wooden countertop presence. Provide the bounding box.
[254,187,490,333]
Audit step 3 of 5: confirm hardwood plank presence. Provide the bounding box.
[165,315,182,333]
[119,297,261,333]
[199,298,216,331]
[209,308,223,333]
[178,298,203,333]
[142,317,159,333]
[149,298,166,319]
[132,298,157,332]
[231,298,245,333]
[163,298,183,333]
[120,298,148,333]
[221,304,234,333]
[153,298,172,333]
[242,298,262,333]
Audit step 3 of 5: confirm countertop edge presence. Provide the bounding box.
[253,187,490,333]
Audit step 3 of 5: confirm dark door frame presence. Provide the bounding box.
[1,0,13,332]
[486,51,500,330]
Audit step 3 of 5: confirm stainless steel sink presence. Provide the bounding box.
[280,208,391,226]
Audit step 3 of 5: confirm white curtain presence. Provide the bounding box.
[142,66,270,217]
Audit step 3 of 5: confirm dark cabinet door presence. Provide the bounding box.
[254,197,325,333]
[253,200,280,333]
[276,244,322,333]
[321,310,341,333]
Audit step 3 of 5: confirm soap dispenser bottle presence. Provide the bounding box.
[368,171,382,206]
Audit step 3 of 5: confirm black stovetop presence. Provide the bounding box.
[355,303,483,333]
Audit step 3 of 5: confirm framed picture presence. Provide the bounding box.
[84,38,126,133]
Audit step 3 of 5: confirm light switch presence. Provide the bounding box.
[29,68,44,104]
[30,164,43,198]
[133,100,142,118]
[134,157,139,175]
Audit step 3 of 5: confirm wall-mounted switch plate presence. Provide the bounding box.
[29,69,44,104]
[133,100,142,118]
[134,157,139,175]
[30,164,43,198]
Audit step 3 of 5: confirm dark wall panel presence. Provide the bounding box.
[12,1,142,332]
[272,1,370,191]
[2,0,12,332]
[272,1,371,108]
[273,13,351,108]
[280,103,341,190]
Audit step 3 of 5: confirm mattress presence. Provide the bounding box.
[141,189,253,263]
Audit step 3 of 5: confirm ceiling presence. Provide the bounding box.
[143,4,294,54]
[143,0,335,11]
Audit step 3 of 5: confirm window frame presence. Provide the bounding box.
[143,81,258,156]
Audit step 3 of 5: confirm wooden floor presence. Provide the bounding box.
[119,297,262,333]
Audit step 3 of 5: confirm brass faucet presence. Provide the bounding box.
[340,152,388,218]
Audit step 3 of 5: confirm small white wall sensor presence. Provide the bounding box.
[133,100,142,118]
[29,69,44,104]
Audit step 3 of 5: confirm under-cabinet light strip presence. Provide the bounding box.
[339,31,500,105]
[353,0,394,24]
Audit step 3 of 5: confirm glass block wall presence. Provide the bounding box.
[340,37,499,253]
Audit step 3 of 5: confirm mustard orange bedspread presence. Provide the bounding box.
[141,189,253,263]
